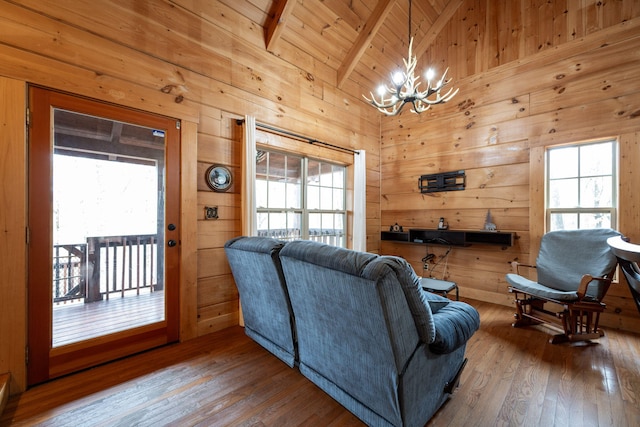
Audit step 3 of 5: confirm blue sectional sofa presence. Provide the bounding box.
[225,237,480,427]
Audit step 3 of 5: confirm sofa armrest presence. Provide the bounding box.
[430,301,480,354]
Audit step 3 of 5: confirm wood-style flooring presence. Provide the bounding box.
[2,300,639,426]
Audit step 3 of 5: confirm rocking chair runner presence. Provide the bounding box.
[506,228,620,344]
[607,235,640,316]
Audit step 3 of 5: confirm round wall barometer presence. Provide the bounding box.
[205,165,232,192]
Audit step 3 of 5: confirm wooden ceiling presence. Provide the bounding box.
[226,0,463,94]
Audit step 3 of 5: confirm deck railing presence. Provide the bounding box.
[257,228,345,247]
[53,244,87,303]
[53,234,159,304]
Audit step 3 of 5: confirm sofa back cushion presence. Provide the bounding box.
[224,236,296,366]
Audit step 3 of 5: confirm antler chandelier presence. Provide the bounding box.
[363,0,459,116]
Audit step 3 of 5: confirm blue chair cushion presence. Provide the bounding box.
[506,273,578,301]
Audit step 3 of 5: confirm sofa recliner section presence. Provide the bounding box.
[223,236,297,367]
[225,237,480,426]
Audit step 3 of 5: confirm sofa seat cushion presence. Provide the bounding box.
[506,273,578,302]
[430,301,480,354]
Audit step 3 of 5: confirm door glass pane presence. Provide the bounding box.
[52,109,166,347]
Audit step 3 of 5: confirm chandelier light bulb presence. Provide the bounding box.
[392,71,405,86]
[425,68,435,81]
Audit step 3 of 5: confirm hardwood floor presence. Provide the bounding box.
[2,300,639,426]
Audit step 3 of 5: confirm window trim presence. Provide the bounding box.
[255,148,347,246]
[545,139,618,232]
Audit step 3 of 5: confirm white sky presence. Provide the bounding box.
[53,155,158,244]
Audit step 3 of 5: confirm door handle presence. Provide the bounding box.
[167,239,177,247]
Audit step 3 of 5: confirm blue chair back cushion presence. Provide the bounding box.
[536,228,620,299]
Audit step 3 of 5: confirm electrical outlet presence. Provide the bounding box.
[204,206,218,220]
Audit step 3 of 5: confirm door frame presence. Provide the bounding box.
[27,86,181,385]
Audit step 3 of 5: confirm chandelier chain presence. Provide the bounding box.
[408,0,411,45]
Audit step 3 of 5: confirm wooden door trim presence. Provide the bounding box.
[27,86,54,385]
[49,327,170,378]
[27,86,181,385]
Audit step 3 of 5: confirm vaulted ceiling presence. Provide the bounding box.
[227,0,463,96]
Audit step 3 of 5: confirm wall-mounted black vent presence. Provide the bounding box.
[418,170,466,193]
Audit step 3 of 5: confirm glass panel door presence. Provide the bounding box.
[28,87,180,385]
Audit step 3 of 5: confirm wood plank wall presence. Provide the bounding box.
[380,0,640,332]
[1,0,639,395]
[0,77,27,398]
[0,0,381,393]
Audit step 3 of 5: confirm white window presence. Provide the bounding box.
[546,140,617,231]
[256,149,346,247]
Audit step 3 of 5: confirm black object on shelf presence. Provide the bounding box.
[418,170,465,193]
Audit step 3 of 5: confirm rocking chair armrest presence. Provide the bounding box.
[576,274,612,300]
[510,261,536,275]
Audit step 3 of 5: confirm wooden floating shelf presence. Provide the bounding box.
[381,229,514,247]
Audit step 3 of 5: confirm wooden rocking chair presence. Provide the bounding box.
[608,235,640,316]
[507,228,620,344]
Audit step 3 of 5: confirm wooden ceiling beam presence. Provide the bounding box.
[415,0,464,58]
[336,0,396,89]
[265,0,297,52]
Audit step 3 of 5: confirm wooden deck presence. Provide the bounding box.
[4,300,640,426]
[52,291,165,347]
